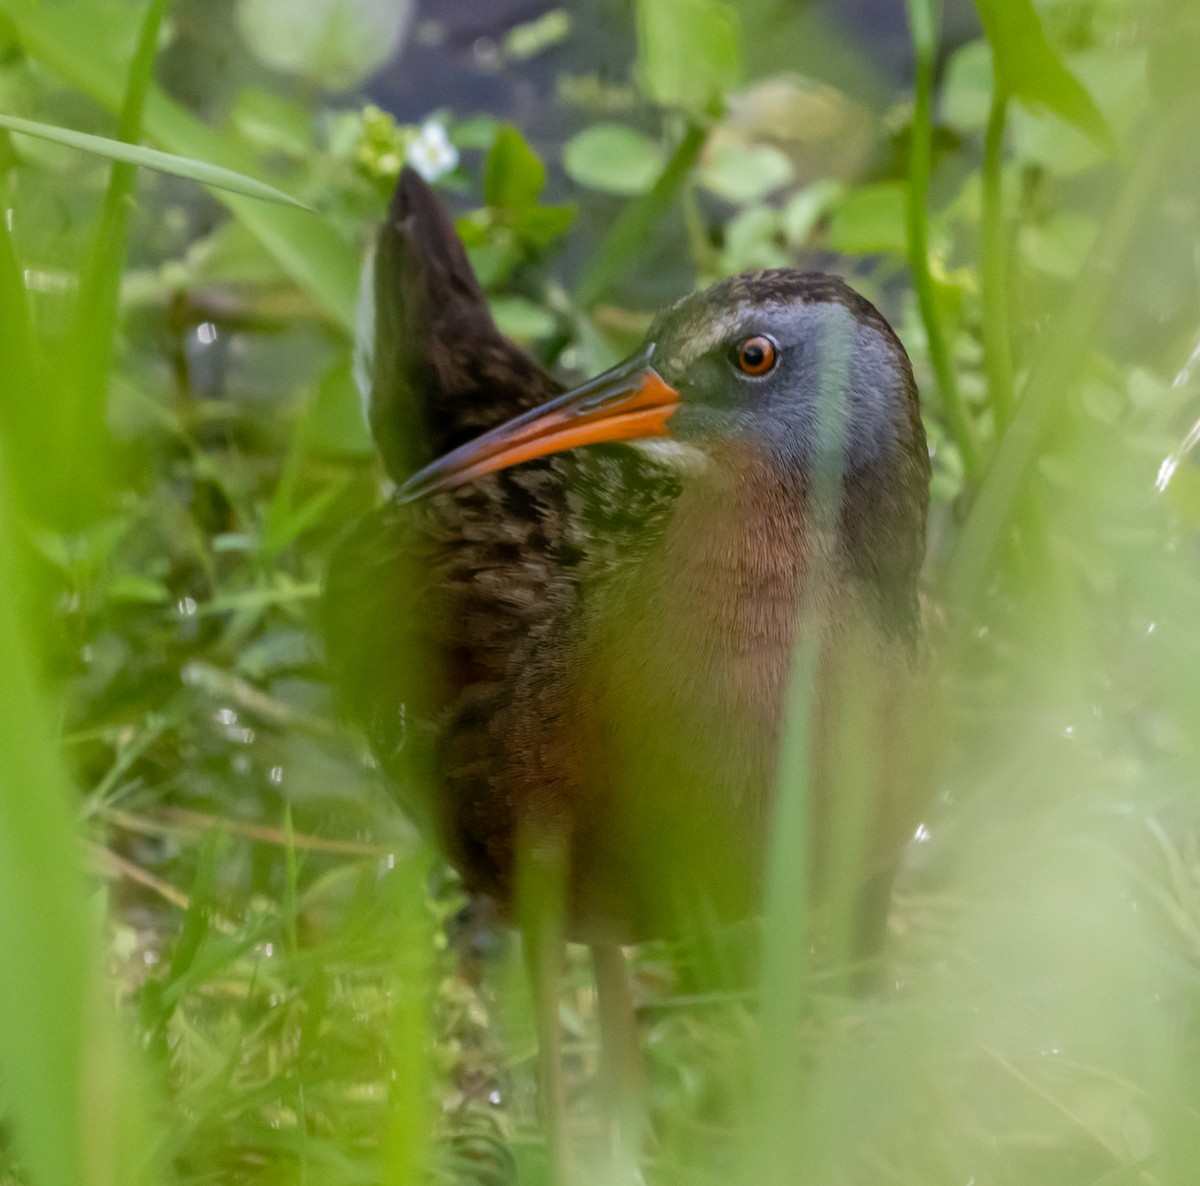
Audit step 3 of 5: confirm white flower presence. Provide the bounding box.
[405,121,459,182]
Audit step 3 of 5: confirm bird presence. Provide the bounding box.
[323,166,931,1173]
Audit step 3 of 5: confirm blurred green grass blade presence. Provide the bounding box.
[380,849,435,1186]
[905,0,980,479]
[974,0,1115,152]
[746,638,817,1183]
[574,121,706,310]
[262,387,352,560]
[0,174,46,516]
[980,92,1015,429]
[0,184,32,370]
[167,831,221,990]
[943,108,1184,611]
[0,1,359,332]
[0,112,311,210]
[52,0,170,527]
[0,462,109,1186]
[283,806,299,953]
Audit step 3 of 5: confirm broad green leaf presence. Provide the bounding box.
[512,202,576,247]
[490,295,557,343]
[974,0,1114,151]
[452,114,502,150]
[1010,104,1106,176]
[237,0,414,91]
[942,39,994,134]
[306,359,374,456]
[0,1,360,332]
[827,182,909,256]
[781,180,843,247]
[562,124,666,196]
[699,139,794,205]
[463,239,517,289]
[485,125,546,210]
[636,0,742,112]
[1011,47,1148,177]
[0,112,311,209]
[721,204,788,274]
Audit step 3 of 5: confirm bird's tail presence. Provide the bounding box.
[367,166,561,481]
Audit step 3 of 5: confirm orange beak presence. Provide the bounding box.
[397,346,681,502]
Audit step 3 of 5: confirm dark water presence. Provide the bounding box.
[369,0,982,128]
[366,0,979,308]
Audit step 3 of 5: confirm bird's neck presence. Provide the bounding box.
[657,448,847,641]
[596,448,867,719]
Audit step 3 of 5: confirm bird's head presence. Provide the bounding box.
[397,270,927,504]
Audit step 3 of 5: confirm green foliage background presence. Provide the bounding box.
[1,0,1200,1184]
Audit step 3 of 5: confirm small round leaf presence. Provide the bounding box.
[562,124,666,196]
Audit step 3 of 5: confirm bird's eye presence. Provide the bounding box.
[733,335,778,377]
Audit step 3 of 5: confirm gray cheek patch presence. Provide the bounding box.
[844,322,907,467]
[794,309,903,469]
[758,308,903,474]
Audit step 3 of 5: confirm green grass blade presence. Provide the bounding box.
[0,112,311,210]
[0,173,46,517]
[574,120,707,310]
[942,108,1184,611]
[980,91,1015,430]
[140,96,358,329]
[746,637,816,1183]
[0,2,359,332]
[905,0,980,479]
[380,849,435,1186]
[974,0,1114,152]
[52,0,171,527]
[167,831,222,993]
[283,805,299,953]
[0,464,109,1186]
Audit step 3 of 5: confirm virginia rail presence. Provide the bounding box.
[325,167,930,1169]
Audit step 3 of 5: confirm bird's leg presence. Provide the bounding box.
[518,825,571,1184]
[592,942,644,1173]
